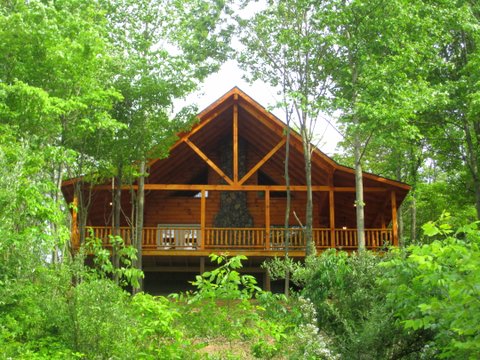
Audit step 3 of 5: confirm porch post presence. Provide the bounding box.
[265,190,270,250]
[329,190,335,248]
[391,191,398,246]
[71,195,79,249]
[200,189,206,250]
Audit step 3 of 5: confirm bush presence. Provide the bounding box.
[70,279,136,358]
[189,254,262,301]
[293,250,430,359]
[381,220,480,359]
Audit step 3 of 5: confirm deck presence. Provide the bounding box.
[79,226,394,256]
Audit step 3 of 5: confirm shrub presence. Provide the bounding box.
[381,220,480,358]
[294,250,430,359]
[190,254,262,301]
[70,279,136,358]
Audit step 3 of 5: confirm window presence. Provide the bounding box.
[258,172,288,198]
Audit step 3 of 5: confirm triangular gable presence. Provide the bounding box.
[148,86,410,193]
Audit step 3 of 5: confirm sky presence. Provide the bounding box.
[174,0,344,156]
[182,59,344,156]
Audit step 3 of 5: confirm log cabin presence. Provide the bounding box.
[62,87,409,292]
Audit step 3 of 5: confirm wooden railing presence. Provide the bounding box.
[270,228,331,249]
[85,226,393,251]
[335,228,392,249]
[87,226,201,250]
[204,228,265,249]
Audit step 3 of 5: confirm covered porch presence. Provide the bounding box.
[71,182,401,256]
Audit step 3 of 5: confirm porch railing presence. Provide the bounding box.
[85,226,393,251]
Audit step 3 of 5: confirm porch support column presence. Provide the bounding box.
[200,256,205,275]
[200,189,206,250]
[329,190,335,248]
[71,195,79,249]
[391,191,398,246]
[265,190,270,250]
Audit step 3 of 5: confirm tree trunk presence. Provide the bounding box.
[284,119,291,297]
[354,133,365,251]
[348,47,364,251]
[303,137,315,256]
[398,203,404,247]
[74,182,93,246]
[51,161,64,264]
[410,192,416,243]
[395,162,405,246]
[133,159,145,293]
[112,164,123,284]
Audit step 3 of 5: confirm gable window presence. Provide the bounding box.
[193,191,208,198]
[258,172,288,198]
[171,169,209,197]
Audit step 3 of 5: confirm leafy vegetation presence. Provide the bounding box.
[2,0,480,358]
[2,228,480,358]
[381,219,480,358]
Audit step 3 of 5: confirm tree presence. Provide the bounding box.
[0,0,123,258]
[238,0,334,256]
[423,1,480,220]
[327,0,440,250]
[100,0,232,290]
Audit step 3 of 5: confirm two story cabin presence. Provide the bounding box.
[62,87,409,292]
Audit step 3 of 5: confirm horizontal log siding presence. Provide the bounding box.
[142,193,320,229]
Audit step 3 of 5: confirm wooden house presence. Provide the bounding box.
[62,87,409,291]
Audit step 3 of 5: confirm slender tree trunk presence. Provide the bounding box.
[398,203,404,247]
[410,192,417,243]
[395,163,405,246]
[284,119,291,297]
[112,164,123,284]
[130,185,136,248]
[52,162,64,264]
[354,133,365,251]
[348,44,365,251]
[133,159,145,293]
[463,119,480,219]
[303,137,315,256]
[74,183,89,245]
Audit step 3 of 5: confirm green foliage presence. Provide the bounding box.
[190,254,262,301]
[173,255,338,359]
[0,264,136,359]
[69,279,135,358]
[293,249,431,359]
[130,293,197,359]
[412,183,476,239]
[262,256,301,281]
[381,221,480,358]
[85,233,144,289]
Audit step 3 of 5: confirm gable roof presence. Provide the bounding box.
[148,86,410,191]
